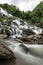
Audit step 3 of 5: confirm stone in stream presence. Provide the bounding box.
[0,43,16,65]
[20,35,33,42]
[0,34,7,39]
[20,44,29,53]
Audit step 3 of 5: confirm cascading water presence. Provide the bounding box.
[0,18,42,38]
[12,19,42,36]
[28,25,42,35]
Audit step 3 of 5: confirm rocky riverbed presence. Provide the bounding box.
[0,39,43,65]
[0,33,43,44]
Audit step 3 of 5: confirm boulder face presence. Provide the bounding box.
[0,43,16,60]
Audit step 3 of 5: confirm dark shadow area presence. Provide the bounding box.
[0,59,16,65]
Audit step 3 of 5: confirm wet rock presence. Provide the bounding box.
[20,44,29,53]
[40,31,43,36]
[21,35,33,42]
[5,29,10,37]
[36,35,42,39]
[0,34,7,39]
[33,36,37,41]
[14,39,23,43]
[0,43,16,60]
[38,42,43,44]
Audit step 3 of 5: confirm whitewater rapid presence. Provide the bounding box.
[0,39,43,65]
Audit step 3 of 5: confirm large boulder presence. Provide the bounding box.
[0,43,16,60]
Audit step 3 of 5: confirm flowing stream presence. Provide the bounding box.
[0,39,43,65]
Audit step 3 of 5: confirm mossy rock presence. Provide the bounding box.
[21,35,33,42]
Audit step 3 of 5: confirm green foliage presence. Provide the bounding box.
[0,3,17,14]
[0,16,5,22]
[0,1,43,24]
[31,1,43,23]
[40,17,43,23]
